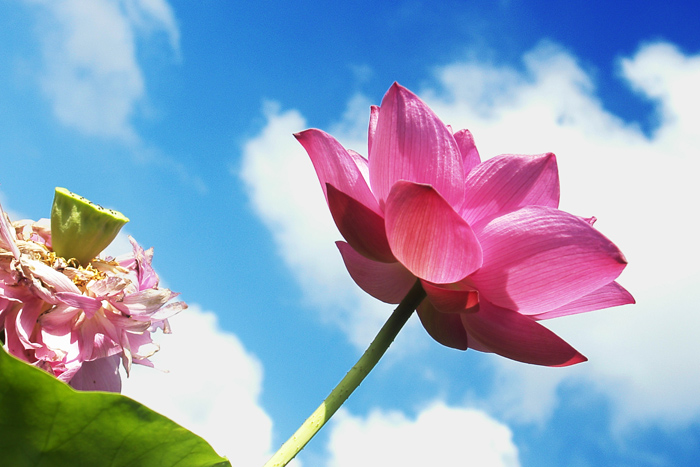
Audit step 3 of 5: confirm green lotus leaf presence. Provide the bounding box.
[0,347,230,467]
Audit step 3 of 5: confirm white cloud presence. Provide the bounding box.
[621,41,700,140]
[239,39,700,433]
[22,1,206,192]
[121,304,274,466]
[122,0,180,54]
[25,0,179,141]
[325,403,519,467]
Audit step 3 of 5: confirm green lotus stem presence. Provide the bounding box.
[50,187,129,265]
[263,279,427,467]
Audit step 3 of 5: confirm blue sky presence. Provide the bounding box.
[2,1,700,466]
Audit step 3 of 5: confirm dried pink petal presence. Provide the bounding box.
[0,205,186,391]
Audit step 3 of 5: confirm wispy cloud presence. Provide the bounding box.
[26,0,178,142]
[239,39,700,433]
[22,0,208,193]
[122,0,180,55]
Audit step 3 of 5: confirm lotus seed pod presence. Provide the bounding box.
[50,187,129,265]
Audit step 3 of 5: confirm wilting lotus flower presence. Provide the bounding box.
[296,82,633,366]
[0,189,185,392]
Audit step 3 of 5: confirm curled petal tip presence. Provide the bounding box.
[462,301,587,367]
[293,130,308,140]
[297,129,380,213]
[552,352,588,367]
[617,250,629,265]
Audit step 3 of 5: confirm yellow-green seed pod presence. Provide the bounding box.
[50,187,129,265]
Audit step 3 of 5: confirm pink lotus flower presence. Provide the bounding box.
[296,82,633,366]
[0,203,185,391]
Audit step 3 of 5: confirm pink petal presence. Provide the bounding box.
[133,357,155,368]
[347,150,371,187]
[337,241,416,304]
[416,299,469,350]
[115,288,176,316]
[0,297,9,328]
[0,281,34,303]
[88,276,129,298]
[295,129,381,214]
[104,310,152,332]
[16,299,43,350]
[461,299,587,366]
[150,301,187,321]
[127,331,160,359]
[369,83,465,210]
[3,305,35,362]
[129,237,159,290]
[461,153,560,224]
[368,104,379,159]
[452,129,481,176]
[39,323,78,361]
[149,318,171,334]
[327,184,395,262]
[533,281,635,320]
[39,305,81,333]
[463,331,492,353]
[69,355,122,392]
[77,315,121,361]
[23,258,82,296]
[421,280,479,313]
[470,205,627,314]
[55,361,83,384]
[0,203,20,259]
[55,292,103,314]
[385,181,482,284]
